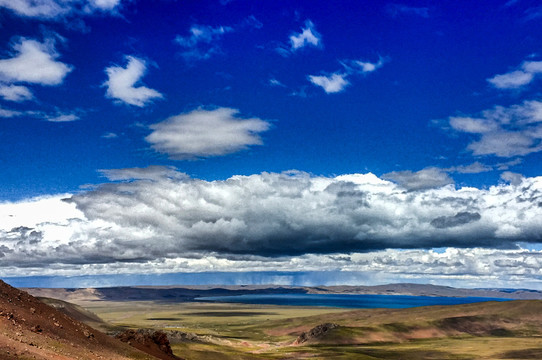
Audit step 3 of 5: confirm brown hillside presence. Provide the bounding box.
[0,279,162,359]
[270,300,542,345]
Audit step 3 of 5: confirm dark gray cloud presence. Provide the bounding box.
[430,212,482,229]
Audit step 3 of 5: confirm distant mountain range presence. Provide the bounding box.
[23,283,542,302]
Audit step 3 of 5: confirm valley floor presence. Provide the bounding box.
[73,299,542,360]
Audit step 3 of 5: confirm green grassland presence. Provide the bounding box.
[73,299,542,360]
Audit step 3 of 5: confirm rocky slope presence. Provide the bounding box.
[0,279,163,359]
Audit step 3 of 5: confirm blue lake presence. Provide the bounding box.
[196,293,513,309]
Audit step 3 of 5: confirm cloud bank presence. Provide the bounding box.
[1,169,542,278]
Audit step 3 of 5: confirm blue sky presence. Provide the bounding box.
[2,0,542,288]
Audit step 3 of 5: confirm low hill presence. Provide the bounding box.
[265,299,542,345]
[0,279,173,359]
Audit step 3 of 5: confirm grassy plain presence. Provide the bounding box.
[72,299,542,359]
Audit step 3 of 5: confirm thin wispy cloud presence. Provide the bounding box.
[175,24,234,61]
[0,106,79,122]
[145,107,271,160]
[448,100,542,157]
[446,162,493,174]
[0,0,123,19]
[387,4,430,18]
[104,56,163,107]
[101,132,118,139]
[0,106,22,118]
[45,112,79,122]
[309,57,387,94]
[175,17,261,61]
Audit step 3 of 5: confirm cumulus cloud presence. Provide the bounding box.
[145,107,270,160]
[0,0,122,19]
[0,84,33,102]
[308,73,349,93]
[488,60,542,89]
[0,38,72,86]
[2,171,542,285]
[448,100,542,157]
[104,56,163,107]
[382,167,454,191]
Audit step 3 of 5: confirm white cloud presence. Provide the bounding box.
[3,170,542,286]
[0,0,122,19]
[104,56,163,107]
[522,61,542,73]
[308,73,349,93]
[0,84,33,102]
[290,20,321,50]
[488,60,542,90]
[0,0,71,18]
[0,38,72,86]
[449,116,499,133]
[448,100,542,157]
[145,107,270,159]
[488,70,533,89]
